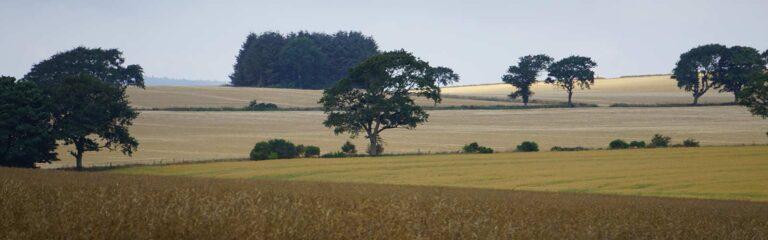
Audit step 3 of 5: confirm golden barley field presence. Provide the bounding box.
[2,167,767,239]
[442,75,734,106]
[127,86,520,109]
[114,145,768,202]
[51,106,767,168]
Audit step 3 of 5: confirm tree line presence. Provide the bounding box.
[229,31,379,89]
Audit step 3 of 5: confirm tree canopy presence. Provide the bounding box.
[502,54,553,106]
[545,56,597,107]
[717,46,767,100]
[23,47,144,89]
[672,44,729,105]
[230,31,379,89]
[319,50,458,155]
[50,74,139,170]
[0,76,57,168]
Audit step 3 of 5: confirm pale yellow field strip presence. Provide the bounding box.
[51,106,767,168]
[113,145,768,202]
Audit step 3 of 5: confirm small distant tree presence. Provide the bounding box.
[516,141,539,152]
[717,46,767,101]
[502,54,553,106]
[304,146,321,157]
[609,139,630,149]
[650,134,672,148]
[51,74,139,170]
[672,44,729,105]
[0,77,57,168]
[341,141,357,154]
[250,139,299,160]
[682,138,700,147]
[545,56,598,107]
[320,50,459,155]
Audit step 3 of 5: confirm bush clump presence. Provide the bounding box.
[250,139,299,160]
[304,145,321,157]
[244,100,278,111]
[609,139,630,149]
[550,146,590,152]
[682,138,700,147]
[629,141,646,148]
[516,141,539,152]
[650,134,672,148]
[462,142,494,154]
[341,141,357,154]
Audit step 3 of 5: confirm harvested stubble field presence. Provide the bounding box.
[115,145,768,202]
[2,167,767,239]
[127,86,522,109]
[52,106,767,168]
[442,75,734,106]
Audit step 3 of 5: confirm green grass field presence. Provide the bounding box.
[113,145,768,202]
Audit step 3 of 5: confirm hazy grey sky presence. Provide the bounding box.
[2,0,767,84]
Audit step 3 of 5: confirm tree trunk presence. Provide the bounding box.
[567,91,574,108]
[692,95,700,105]
[522,95,529,106]
[74,142,84,171]
[368,135,379,156]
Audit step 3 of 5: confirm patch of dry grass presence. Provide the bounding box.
[443,75,734,106]
[2,167,767,239]
[51,106,767,168]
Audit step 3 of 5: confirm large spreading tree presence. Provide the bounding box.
[230,31,379,89]
[50,74,139,170]
[545,56,597,107]
[737,72,768,137]
[0,76,57,168]
[502,54,553,106]
[23,47,143,170]
[319,50,459,155]
[716,46,767,101]
[672,44,729,105]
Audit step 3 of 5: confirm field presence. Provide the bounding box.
[114,145,768,202]
[3,167,767,239]
[442,75,734,106]
[50,106,767,168]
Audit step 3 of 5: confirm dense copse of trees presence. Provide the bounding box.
[673,44,767,105]
[0,47,143,170]
[230,31,380,89]
[320,50,459,155]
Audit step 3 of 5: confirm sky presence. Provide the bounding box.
[1,0,767,85]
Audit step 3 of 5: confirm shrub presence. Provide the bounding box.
[550,146,590,152]
[304,146,321,157]
[609,139,630,149]
[516,141,539,152]
[650,134,672,148]
[341,141,357,154]
[682,138,700,147]
[244,100,278,111]
[629,141,646,148]
[462,142,493,154]
[296,144,306,156]
[249,139,299,160]
[320,152,347,158]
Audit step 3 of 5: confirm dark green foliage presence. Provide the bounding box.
[304,146,321,157]
[683,138,700,147]
[545,56,597,107]
[672,44,729,105]
[249,139,299,160]
[650,134,672,148]
[341,141,357,154]
[502,54,553,106]
[0,77,57,168]
[320,50,459,156]
[516,141,539,152]
[296,144,306,156]
[244,100,278,111]
[50,74,139,170]
[230,31,379,89]
[737,72,768,122]
[462,142,494,154]
[550,146,590,152]
[629,141,647,148]
[609,139,630,149]
[320,152,348,158]
[717,46,767,101]
[23,47,144,89]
